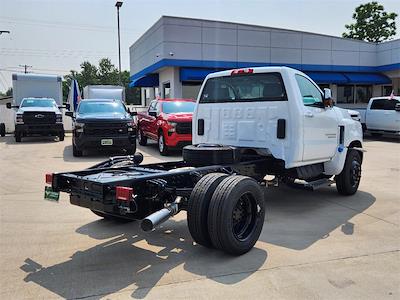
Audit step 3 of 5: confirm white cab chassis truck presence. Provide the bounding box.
[46,67,364,256]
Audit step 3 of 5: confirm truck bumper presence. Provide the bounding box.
[74,133,136,150]
[165,132,192,147]
[15,123,64,136]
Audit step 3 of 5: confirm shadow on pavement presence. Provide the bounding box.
[260,186,375,250]
[20,184,375,298]
[21,218,267,299]
[363,133,400,143]
[2,135,59,144]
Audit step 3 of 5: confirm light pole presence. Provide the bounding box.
[115,1,123,84]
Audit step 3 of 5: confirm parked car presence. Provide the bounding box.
[356,96,400,136]
[47,67,364,256]
[7,98,65,142]
[65,99,136,157]
[136,98,195,155]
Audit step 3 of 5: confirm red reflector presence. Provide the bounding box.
[116,186,133,201]
[231,68,254,75]
[45,173,53,184]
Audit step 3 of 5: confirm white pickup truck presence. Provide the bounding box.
[357,96,400,136]
[47,66,365,256]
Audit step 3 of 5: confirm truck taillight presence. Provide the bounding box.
[116,186,133,201]
[45,173,53,184]
[231,68,254,75]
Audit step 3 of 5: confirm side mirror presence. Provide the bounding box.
[149,111,157,117]
[6,102,11,109]
[395,103,400,112]
[130,111,137,116]
[65,103,70,110]
[323,88,332,100]
[65,111,74,118]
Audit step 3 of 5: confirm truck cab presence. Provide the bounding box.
[191,67,363,185]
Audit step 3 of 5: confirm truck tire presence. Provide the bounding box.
[187,173,229,248]
[58,131,65,141]
[207,175,265,255]
[183,144,241,166]
[126,142,137,155]
[138,129,147,146]
[158,131,169,156]
[91,210,134,223]
[15,131,22,142]
[335,150,362,196]
[0,123,5,137]
[72,143,83,157]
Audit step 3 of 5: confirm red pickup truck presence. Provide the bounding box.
[136,98,195,155]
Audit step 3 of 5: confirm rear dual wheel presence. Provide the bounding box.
[188,174,265,255]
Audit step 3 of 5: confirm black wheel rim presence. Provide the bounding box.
[350,160,361,187]
[232,192,258,241]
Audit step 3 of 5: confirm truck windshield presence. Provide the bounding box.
[162,101,195,114]
[21,99,57,108]
[200,73,287,103]
[78,101,126,114]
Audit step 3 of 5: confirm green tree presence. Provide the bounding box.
[62,58,141,105]
[342,2,398,43]
[0,87,12,98]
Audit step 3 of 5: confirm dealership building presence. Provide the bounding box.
[129,16,400,108]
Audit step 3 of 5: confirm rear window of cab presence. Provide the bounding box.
[199,73,287,103]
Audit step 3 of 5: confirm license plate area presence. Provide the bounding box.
[44,186,60,202]
[101,139,113,146]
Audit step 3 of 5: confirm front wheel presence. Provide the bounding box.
[58,131,65,141]
[158,132,169,156]
[15,131,22,142]
[138,129,147,146]
[335,150,362,196]
[0,123,5,137]
[126,142,137,155]
[72,142,83,157]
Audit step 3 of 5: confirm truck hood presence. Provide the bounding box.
[17,107,60,114]
[76,112,131,122]
[164,113,193,122]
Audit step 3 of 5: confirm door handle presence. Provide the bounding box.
[305,111,314,118]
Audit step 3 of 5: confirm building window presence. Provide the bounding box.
[337,85,354,104]
[163,82,171,98]
[355,85,372,103]
[382,85,393,96]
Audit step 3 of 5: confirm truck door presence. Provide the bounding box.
[295,75,339,161]
[141,100,157,138]
[366,98,386,130]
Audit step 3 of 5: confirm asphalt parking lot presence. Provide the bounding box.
[0,134,399,299]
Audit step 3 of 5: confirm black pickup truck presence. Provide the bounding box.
[65,99,136,157]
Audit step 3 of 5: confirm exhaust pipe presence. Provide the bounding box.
[141,202,179,232]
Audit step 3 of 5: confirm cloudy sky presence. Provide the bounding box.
[0,0,399,92]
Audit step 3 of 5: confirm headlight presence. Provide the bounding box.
[74,122,85,132]
[127,120,135,132]
[168,122,177,133]
[16,114,24,124]
[56,114,63,123]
